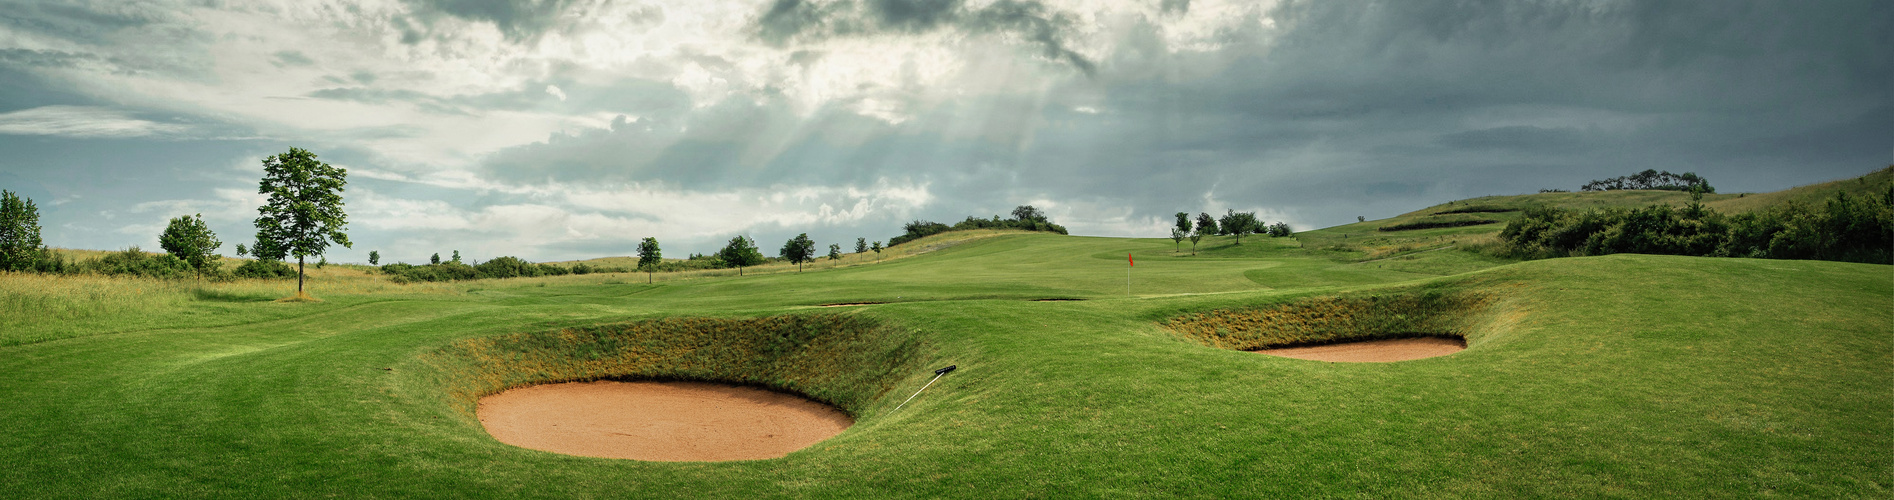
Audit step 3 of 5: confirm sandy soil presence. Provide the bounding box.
[1256,337,1465,362]
[477,380,852,461]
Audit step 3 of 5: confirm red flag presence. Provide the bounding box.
[1128,253,1134,267]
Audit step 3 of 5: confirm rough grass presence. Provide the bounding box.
[0,221,1886,497]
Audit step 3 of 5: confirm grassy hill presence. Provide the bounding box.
[1,176,1889,497]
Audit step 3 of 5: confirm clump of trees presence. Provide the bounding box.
[1499,188,1892,264]
[1580,169,1715,193]
[889,205,1068,247]
[378,255,628,283]
[717,235,766,276]
[1169,209,1292,253]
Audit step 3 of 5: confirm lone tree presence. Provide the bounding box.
[1219,210,1260,244]
[252,147,350,296]
[1172,212,1191,251]
[828,243,842,261]
[430,253,441,265]
[855,237,868,259]
[1012,205,1047,222]
[717,235,765,276]
[368,250,380,265]
[780,233,816,272]
[159,213,222,281]
[871,240,883,262]
[0,190,48,272]
[637,237,661,283]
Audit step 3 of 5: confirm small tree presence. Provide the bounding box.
[855,237,868,259]
[451,250,461,263]
[1268,222,1293,237]
[1188,224,1205,255]
[780,233,816,272]
[252,147,350,296]
[0,190,48,272]
[1357,216,1366,223]
[637,237,661,283]
[1194,212,1218,242]
[159,213,222,281]
[430,253,441,265]
[368,250,380,265]
[236,244,248,257]
[871,240,883,262]
[1173,212,1191,251]
[717,235,765,276]
[828,243,842,261]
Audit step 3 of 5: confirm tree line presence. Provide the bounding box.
[888,205,1069,247]
[1499,187,1892,264]
[3,152,1067,287]
[1579,169,1715,193]
[1168,210,1293,254]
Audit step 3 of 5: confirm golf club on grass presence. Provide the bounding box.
[888,365,956,414]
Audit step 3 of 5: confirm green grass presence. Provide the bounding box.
[4,184,1892,497]
[2,230,1886,498]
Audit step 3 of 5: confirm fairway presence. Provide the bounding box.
[2,232,1888,497]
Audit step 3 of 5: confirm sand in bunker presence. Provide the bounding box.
[1257,337,1465,362]
[477,380,851,461]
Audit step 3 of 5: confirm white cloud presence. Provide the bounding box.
[545,84,567,101]
[0,106,188,138]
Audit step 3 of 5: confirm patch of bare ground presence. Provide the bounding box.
[477,380,851,461]
[818,302,885,307]
[1256,336,1465,362]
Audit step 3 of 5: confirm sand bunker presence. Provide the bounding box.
[477,380,851,461]
[1256,337,1465,362]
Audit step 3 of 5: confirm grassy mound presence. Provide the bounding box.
[419,314,925,417]
[1164,286,1497,350]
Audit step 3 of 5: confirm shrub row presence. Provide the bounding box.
[1499,188,1892,264]
[1434,205,1517,215]
[1378,217,1500,232]
[378,258,629,283]
[417,314,926,417]
[1164,290,1493,351]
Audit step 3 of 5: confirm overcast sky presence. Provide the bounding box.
[0,0,1887,262]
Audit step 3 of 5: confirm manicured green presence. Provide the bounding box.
[2,223,1888,497]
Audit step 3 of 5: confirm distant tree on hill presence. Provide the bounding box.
[1581,169,1714,193]
[827,243,842,261]
[451,250,461,263]
[1012,205,1047,222]
[1194,212,1218,240]
[871,240,883,262]
[781,233,816,272]
[430,253,441,265]
[160,213,222,281]
[717,235,765,276]
[637,237,661,283]
[1172,212,1191,250]
[368,250,380,265]
[251,147,350,296]
[1219,210,1261,244]
[855,237,867,258]
[1267,222,1293,237]
[0,190,54,272]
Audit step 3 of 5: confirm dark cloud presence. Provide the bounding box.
[750,0,1095,75]
[400,0,582,41]
[1160,0,1189,16]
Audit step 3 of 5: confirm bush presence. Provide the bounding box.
[1499,187,1892,264]
[1379,218,1500,232]
[86,247,194,279]
[232,259,297,279]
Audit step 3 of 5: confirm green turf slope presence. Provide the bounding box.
[1,233,1888,497]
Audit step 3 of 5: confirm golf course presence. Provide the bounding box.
[2,178,1889,498]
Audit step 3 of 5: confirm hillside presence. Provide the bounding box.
[1,173,1888,497]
